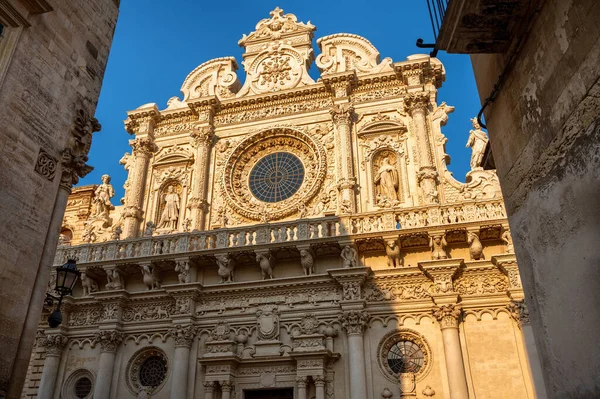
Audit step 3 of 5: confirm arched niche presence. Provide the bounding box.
[371,148,406,208]
[154,180,183,232]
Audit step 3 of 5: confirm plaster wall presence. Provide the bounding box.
[470,0,600,397]
[0,1,118,396]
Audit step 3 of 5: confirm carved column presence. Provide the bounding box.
[314,375,326,399]
[339,310,370,399]
[169,324,197,399]
[221,380,233,399]
[123,135,157,238]
[203,381,215,399]
[296,376,308,399]
[37,334,68,399]
[189,124,215,230]
[432,304,469,399]
[330,103,357,214]
[404,92,438,204]
[92,331,124,399]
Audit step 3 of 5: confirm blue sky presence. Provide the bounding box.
[82,0,482,202]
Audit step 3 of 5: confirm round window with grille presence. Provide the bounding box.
[249,152,305,203]
[139,355,168,387]
[74,377,92,398]
[377,329,432,383]
[61,369,94,399]
[126,347,169,395]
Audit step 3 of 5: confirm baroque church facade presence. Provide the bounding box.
[25,8,536,399]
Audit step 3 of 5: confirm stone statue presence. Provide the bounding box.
[111,225,122,241]
[468,232,484,260]
[182,218,191,232]
[140,264,161,290]
[374,157,399,201]
[58,233,70,246]
[429,234,448,260]
[93,174,115,222]
[466,117,489,170]
[300,249,315,275]
[82,222,96,243]
[158,186,180,229]
[216,254,236,283]
[175,260,191,284]
[385,239,402,268]
[105,268,123,290]
[144,221,156,237]
[340,245,358,268]
[80,272,98,296]
[502,230,514,253]
[256,252,275,280]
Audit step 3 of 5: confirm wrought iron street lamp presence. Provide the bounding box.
[46,259,80,328]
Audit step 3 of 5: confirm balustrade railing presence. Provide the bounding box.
[54,199,506,266]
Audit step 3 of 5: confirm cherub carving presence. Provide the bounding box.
[385,239,403,268]
[300,249,315,275]
[216,254,236,283]
[256,252,275,280]
[429,234,448,260]
[340,245,358,268]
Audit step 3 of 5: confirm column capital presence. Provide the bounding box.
[329,103,355,125]
[41,334,68,356]
[432,304,462,329]
[168,324,198,348]
[507,299,530,329]
[93,330,124,353]
[403,92,430,114]
[203,381,215,392]
[129,137,158,156]
[220,380,234,392]
[296,376,308,388]
[190,124,215,148]
[314,375,326,387]
[339,309,370,335]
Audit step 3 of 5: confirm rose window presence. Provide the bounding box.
[74,377,92,398]
[139,356,167,387]
[387,340,424,373]
[249,152,305,202]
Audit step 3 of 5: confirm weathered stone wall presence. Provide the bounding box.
[0,1,118,397]
[471,0,600,397]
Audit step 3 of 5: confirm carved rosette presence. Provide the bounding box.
[169,324,198,348]
[299,313,320,335]
[432,304,462,329]
[93,330,124,353]
[42,334,68,356]
[507,300,530,328]
[339,310,370,335]
[210,321,231,341]
[222,126,327,221]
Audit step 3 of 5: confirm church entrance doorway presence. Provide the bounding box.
[244,388,294,399]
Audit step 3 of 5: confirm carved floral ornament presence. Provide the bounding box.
[221,126,327,221]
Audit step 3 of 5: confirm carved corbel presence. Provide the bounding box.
[418,258,463,295]
[328,266,371,302]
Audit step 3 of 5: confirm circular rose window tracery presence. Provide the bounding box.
[126,347,169,395]
[222,127,326,221]
[377,329,432,383]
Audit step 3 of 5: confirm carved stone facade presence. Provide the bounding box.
[31,8,536,399]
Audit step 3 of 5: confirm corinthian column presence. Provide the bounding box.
[330,103,357,214]
[169,324,197,399]
[37,334,68,399]
[296,376,308,399]
[123,136,157,238]
[432,304,469,399]
[404,92,439,204]
[92,331,124,399]
[188,125,215,230]
[314,375,326,399]
[339,310,370,399]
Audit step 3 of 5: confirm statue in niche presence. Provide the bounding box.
[93,174,115,224]
[429,234,448,260]
[158,185,180,229]
[466,117,489,170]
[105,268,123,290]
[373,153,401,207]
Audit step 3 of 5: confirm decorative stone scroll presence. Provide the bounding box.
[317,33,394,76]
[180,57,241,101]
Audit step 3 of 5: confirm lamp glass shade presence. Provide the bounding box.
[55,259,80,296]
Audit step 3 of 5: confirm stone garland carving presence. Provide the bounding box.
[34,148,58,181]
[168,324,197,347]
[209,321,232,341]
[507,300,530,328]
[93,330,124,353]
[221,126,327,221]
[352,84,407,103]
[153,119,198,137]
[237,365,296,376]
[41,334,68,356]
[432,304,462,329]
[339,310,370,335]
[102,302,119,321]
[60,109,101,191]
[122,302,175,322]
[454,274,509,295]
[385,239,403,268]
[363,280,433,301]
[340,245,358,268]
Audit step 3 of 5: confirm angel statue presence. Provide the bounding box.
[466,117,489,170]
[158,185,180,229]
[374,157,399,202]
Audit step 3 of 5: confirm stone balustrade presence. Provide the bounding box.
[54,199,506,266]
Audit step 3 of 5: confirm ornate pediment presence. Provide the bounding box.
[180,57,241,101]
[316,33,394,76]
[238,7,315,47]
